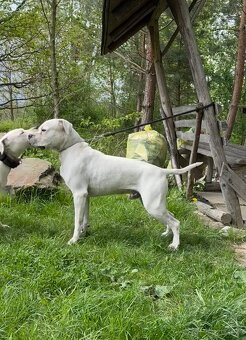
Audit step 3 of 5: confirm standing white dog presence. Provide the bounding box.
[0,129,30,193]
[28,119,202,250]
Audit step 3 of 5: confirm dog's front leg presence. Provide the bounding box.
[68,191,88,245]
[80,197,89,236]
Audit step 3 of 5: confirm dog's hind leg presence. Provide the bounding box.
[161,225,171,237]
[163,212,180,250]
[141,192,180,250]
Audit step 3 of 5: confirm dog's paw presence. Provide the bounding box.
[67,237,79,245]
[161,230,170,238]
[0,223,11,229]
[168,243,179,251]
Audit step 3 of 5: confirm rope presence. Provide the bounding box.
[86,102,215,143]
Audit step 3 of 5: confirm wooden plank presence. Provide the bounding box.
[172,105,197,115]
[174,119,197,128]
[182,143,212,157]
[183,143,246,164]
[225,157,246,165]
[175,120,226,134]
[220,162,246,202]
[176,131,210,143]
[172,103,222,116]
[225,143,246,155]
[174,119,207,130]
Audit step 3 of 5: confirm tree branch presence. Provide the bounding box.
[0,0,28,25]
[113,51,146,74]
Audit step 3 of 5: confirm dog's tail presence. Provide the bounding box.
[162,162,203,175]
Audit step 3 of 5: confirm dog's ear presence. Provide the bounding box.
[59,119,73,135]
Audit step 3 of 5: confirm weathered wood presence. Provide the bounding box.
[176,131,210,143]
[172,103,222,116]
[221,163,246,202]
[182,142,246,165]
[204,181,221,192]
[195,201,232,224]
[172,105,197,115]
[148,20,182,189]
[168,0,243,226]
[186,108,203,199]
[206,157,214,183]
[175,119,225,133]
[175,119,206,129]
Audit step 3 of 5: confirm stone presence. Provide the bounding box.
[7,158,60,190]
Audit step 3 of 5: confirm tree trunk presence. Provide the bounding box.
[226,0,246,140]
[109,61,117,117]
[50,0,60,118]
[141,31,156,127]
[8,71,14,121]
[134,31,146,131]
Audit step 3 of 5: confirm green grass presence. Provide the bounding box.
[0,189,246,339]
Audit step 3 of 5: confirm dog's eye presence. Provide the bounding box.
[41,129,46,132]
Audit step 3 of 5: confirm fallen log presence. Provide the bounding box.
[195,201,232,225]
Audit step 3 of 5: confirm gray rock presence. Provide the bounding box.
[7,158,60,190]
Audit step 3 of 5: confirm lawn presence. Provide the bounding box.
[0,188,246,339]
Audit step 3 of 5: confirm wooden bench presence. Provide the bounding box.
[172,105,246,185]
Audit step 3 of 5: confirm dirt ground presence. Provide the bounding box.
[198,192,246,266]
[233,243,246,266]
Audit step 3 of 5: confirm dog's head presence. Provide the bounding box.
[28,119,73,151]
[0,128,30,158]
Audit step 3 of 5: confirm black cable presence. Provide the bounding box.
[86,102,215,142]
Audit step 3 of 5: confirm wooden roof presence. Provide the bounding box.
[101,0,168,55]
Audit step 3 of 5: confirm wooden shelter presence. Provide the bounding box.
[101,0,245,227]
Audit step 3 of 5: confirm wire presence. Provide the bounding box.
[86,102,215,142]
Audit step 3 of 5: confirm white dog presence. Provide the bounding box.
[28,119,202,250]
[0,129,30,193]
[0,128,30,229]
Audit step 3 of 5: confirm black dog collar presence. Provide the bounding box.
[0,152,21,169]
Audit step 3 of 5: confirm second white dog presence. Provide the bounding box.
[28,119,202,250]
[0,129,30,193]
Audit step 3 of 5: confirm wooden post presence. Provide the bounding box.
[186,105,203,199]
[168,0,243,226]
[148,19,182,189]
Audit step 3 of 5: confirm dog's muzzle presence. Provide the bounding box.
[28,134,45,149]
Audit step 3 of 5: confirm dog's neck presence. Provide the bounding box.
[0,152,21,169]
[0,153,21,191]
[58,129,84,152]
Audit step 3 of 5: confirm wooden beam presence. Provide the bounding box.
[186,106,203,199]
[221,163,246,202]
[168,0,244,226]
[148,19,182,189]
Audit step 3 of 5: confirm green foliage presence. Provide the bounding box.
[1,0,245,143]
[0,117,36,132]
[24,147,60,169]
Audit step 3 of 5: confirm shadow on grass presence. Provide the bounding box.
[74,219,223,254]
[0,190,225,254]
